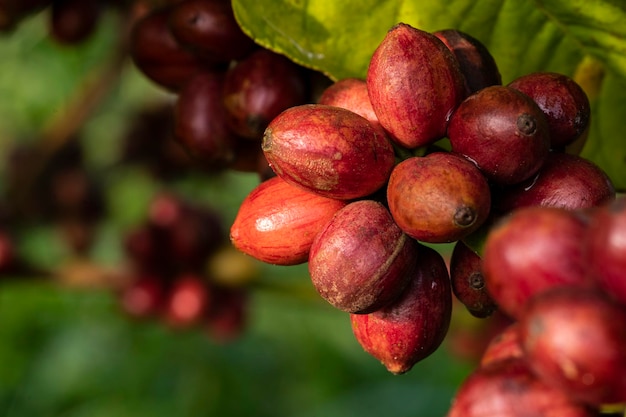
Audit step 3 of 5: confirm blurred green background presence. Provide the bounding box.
[0,277,475,417]
[0,8,478,417]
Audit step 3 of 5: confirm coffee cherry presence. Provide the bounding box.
[433,29,502,94]
[230,176,347,265]
[350,244,452,374]
[585,196,626,305]
[386,152,491,243]
[367,23,466,149]
[168,0,257,63]
[450,240,497,318]
[173,70,239,167]
[119,274,166,319]
[149,193,225,269]
[129,5,218,91]
[318,77,384,131]
[317,78,391,148]
[223,49,308,140]
[125,193,226,279]
[49,0,101,45]
[479,323,524,368]
[519,286,626,406]
[448,358,598,417]
[492,152,615,214]
[147,191,186,229]
[164,273,210,328]
[309,200,418,314]
[447,85,551,185]
[262,104,395,200]
[508,72,590,150]
[482,206,595,319]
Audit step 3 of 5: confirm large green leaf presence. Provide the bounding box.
[232,0,626,190]
[232,0,626,82]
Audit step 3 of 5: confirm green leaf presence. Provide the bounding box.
[580,68,626,191]
[232,0,626,190]
[231,0,626,86]
[533,0,626,79]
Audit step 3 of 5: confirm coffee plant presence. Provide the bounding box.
[1,0,625,415]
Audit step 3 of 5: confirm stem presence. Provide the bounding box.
[392,142,414,163]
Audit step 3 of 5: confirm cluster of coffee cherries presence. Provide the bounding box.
[118,192,252,342]
[230,21,622,413]
[447,197,626,416]
[0,139,107,282]
[0,0,132,45]
[128,0,328,177]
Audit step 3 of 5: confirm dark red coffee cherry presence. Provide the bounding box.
[168,0,257,63]
[450,240,497,318]
[222,49,308,140]
[508,72,590,150]
[49,0,101,45]
[492,152,615,214]
[447,85,551,185]
[433,29,502,94]
[173,70,239,168]
[129,5,219,91]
